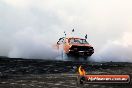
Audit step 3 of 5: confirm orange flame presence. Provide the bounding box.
[78,65,86,76]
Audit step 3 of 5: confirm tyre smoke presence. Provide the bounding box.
[8,29,59,59]
[90,32,132,62]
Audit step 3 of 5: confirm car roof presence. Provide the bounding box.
[66,37,85,40]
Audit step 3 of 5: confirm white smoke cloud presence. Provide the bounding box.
[91,31,132,62]
[8,28,59,59]
[0,0,132,61]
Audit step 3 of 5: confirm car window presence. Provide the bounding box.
[69,38,89,44]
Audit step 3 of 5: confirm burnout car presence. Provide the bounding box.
[57,37,94,57]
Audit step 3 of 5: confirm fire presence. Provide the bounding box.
[78,65,86,76]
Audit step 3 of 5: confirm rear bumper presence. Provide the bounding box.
[68,50,94,56]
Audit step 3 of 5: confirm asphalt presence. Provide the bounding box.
[0,57,132,88]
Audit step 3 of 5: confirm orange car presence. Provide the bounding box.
[57,37,94,57]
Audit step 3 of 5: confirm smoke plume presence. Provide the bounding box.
[0,0,132,62]
[8,29,59,59]
[90,32,132,62]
